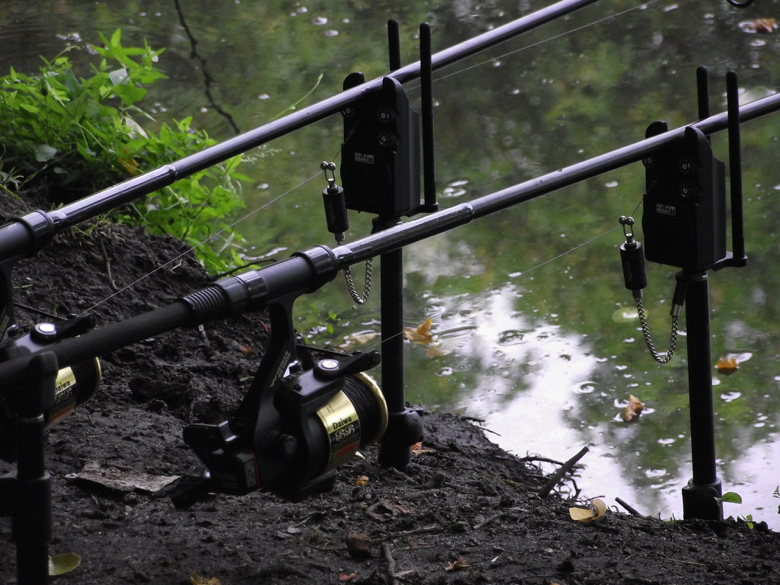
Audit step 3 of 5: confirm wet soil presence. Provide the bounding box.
[1,191,779,585]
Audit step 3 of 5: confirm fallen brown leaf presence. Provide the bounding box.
[623,394,643,422]
[716,356,739,375]
[444,557,471,571]
[404,318,434,345]
[751,18,777,33]
[345,533,372,560]
[67,460,178,493]
[410,441,433,455]
[338,573,359,582]
[569,498,607,523]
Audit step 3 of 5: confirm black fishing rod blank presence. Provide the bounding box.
[1,87,778,387]
[0,0,606,351]
[19,0,603,235]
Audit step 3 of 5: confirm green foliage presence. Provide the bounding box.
[719,492,757,528]
[720,491,743,505]
[0,30,250,273]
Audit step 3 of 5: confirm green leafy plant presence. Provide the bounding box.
[719,491,757,529]
[719,491,743,505]
[0,30,250,273]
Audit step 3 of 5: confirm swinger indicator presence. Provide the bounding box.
[320,161,349,244]
[618,216,647,297]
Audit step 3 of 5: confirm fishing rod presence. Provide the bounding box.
[0,64,775,584]
[0,0,604,354]
[1,80,779,386]
[2,0,604,232]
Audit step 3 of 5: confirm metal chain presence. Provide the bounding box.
[343,258,372,304]
[635,296,678,364]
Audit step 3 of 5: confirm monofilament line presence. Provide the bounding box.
[426,1,662,87]
[78,170,322,316]
[365,224,622,353]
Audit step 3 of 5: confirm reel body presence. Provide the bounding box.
[183,298,387,503]
[0,317,102,463]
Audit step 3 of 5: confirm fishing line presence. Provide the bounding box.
[76,168,324,317]
[361,196,644,353]
[75,87,366,316]
[70,1,657,317]
[408,0,662,90]
[54,1,656,322]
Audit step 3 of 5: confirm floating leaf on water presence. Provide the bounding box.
[350,330,378,345]
[716,356,739,375]
[426,344,444,358]
[404,318,434,345]
[49,553,80,576]
[623,394,643,422]
[569,498,607,523]
[739,18,777,34]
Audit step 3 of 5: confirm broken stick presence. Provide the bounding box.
[538,446,589,498]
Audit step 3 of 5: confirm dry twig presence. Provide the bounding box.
[381,542,400,585]
[538,446,589,498]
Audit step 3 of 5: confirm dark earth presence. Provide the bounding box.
[1,189,779,585]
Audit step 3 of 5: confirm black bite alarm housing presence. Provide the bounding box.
[340,74,421,219]
[642,124,726,271]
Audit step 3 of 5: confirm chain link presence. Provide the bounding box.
[635,297,678,364]
[343,259,372,304]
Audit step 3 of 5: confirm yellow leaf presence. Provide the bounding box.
[191,572,222,585]
[623,394,643,422]
[444,557,471,571]
[404,318,434,345]
[569,498,607,523]
[716,356,739,375]
[751,18,777,33]
[356,475,370,486]
[49,553,80,576]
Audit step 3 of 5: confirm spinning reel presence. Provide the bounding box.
[180,294,387,503]
[0,313,102,463]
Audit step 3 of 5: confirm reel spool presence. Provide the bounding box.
[183,349,387,503]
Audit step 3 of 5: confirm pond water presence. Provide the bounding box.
[2,0,780,527]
